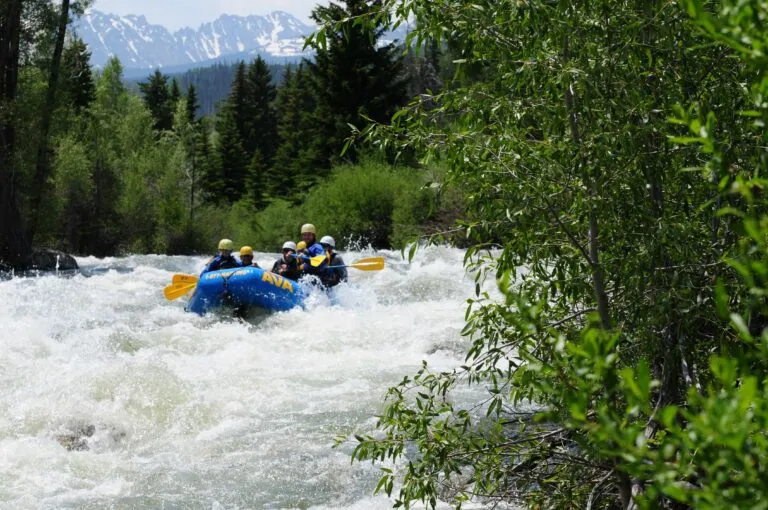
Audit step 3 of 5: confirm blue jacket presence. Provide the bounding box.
[201,254,241,275]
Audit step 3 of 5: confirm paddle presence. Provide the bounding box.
[294,254,383,270]
[172,273,199,285]
[290,254,330,267]
[309,254,327,267]
[163,282,197,301]
[328,256,385,271]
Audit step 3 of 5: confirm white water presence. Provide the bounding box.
[0,247,484,509]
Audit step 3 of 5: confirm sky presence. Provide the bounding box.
[92,0,322,29]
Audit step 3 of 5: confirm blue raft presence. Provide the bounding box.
[186,266,305,315]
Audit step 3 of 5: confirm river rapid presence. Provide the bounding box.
[0,247,487,509]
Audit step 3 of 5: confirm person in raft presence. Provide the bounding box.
[201,239,241,275]
[271,241,301,281]
[239,246,260,268]
[298,223,328,277]
[319,236,347,288]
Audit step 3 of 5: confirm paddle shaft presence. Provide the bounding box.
[327,257,384,271]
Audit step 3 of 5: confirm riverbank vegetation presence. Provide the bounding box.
[317,0,768,509]
[0,0,449,267]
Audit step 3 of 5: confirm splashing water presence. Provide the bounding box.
[0,247,493,509]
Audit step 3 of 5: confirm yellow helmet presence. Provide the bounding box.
[296,241,307,251]
[300,223,316,234]
[240,246,253,256]
[218,239,234,251]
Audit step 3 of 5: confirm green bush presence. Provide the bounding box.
[240,199,298,252]
[184,203,230,254]
[189,199,300,254]
[302,160,432,249]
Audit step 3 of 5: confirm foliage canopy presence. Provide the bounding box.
[312,0,768,508]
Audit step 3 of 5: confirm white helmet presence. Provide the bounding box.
[319,235,335,248]
[282,241,297,251]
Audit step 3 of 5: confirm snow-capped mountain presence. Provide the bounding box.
[74,10,316,70]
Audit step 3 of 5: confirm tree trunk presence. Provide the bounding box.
[0,0,27,269]
[588,208,612,330]
[562,35,612,330]
[28,0,70,246]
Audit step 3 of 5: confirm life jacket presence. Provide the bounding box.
[201,254,241,275]
[321,252,347,288]
[271,256,301,281]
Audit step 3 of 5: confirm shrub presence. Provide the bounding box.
[303,160,431,249]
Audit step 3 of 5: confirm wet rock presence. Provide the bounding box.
[55,422,128,452]
[24,248,78,271]
[55,424,95,451]
[56,435,89,451]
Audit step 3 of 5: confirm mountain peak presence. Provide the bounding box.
[76,10,315,70]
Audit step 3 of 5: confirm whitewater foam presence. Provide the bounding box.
[0,247,500,508]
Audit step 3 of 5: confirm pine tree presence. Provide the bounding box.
[243,56,277,162]
[245,149,268,209]
[307,0,408,165]
[196,119,220,203]
[212,62,251,202]
[169,77,181,105]
[138,69,173,131]
[227,61,249,142]
[272,64,323,199]
[185,83,199,124]
[215,107,249,202]
[403,47,443,104]
[61,37,95,113]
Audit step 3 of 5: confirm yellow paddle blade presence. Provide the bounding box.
[310,254,328,267]
[172,273,199,285]
[349,256,385,271]
[163,282,197,301]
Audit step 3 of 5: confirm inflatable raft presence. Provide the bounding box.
[186,266,304,315]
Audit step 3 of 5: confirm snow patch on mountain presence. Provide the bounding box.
[74,10,317,69]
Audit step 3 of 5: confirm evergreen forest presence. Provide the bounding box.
[134,61,287,118]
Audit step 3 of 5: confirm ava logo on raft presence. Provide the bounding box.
[204,269,294,293]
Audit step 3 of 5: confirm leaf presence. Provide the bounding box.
[730,313,753,343]
[714,279,730,319]
[668,135,706,145]
[316,28,327,49]
[497,269,511,296]
[663,482,688,502]
[636,359,651,402]
[660,405,678,428]
[407,242,418,263]
[739,376,757,413]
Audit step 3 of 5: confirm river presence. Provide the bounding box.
[0,246,488,509]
